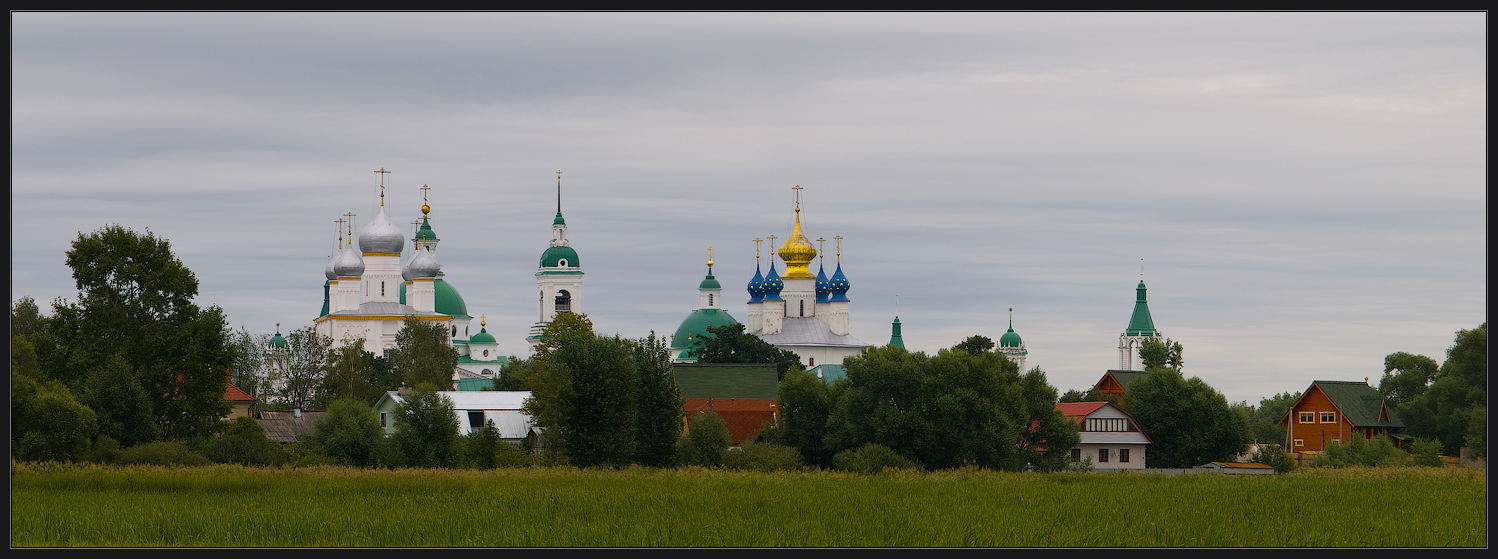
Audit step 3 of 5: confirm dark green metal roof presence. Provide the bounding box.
[888,316,905,350]
[1125,281,1160,336]
[469,327,496,344]
[699,272,721,290]
[811,363,847,384]
[396,276,470,318]
[1101,370,1148,391]
[673,363,779,399]
[670,308,740,352]
[1312,380,1405,429]
[540,245,579,268]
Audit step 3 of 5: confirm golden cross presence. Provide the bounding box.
[420,183,432,203]
[753,238,762,260]
[557,170,562,180]
[817,238,826,266]
[707,246,714,267]
[792,185,803,211]
[374,168,391,206]
[834,235,843,262]
[768,235,777,259]
[344,212,357,243]
[336,218,346,249]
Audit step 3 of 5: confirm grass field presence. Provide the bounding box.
[11,461,1487,547]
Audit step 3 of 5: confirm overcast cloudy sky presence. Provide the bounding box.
[11,12,1486,404]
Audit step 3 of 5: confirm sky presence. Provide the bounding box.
[11,12,1486,405]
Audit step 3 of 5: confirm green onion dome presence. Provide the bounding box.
[669,308,740,355]
[469,325,496,344]
[269,327,287,348]
[540,245,580,268]
[999,325,1023,348]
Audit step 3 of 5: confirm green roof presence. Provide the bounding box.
[397,276,470,318]
[553,212,566,226]
[269,330,287,348]
[1125,281,1160,336]
[540,245,579,268]
[670,308,740,352]
[888,317,905,350]
[1311,380,1404,428]
[673,363,779,399]
[999,326,1022,348]
[810,363,847,384]
[455,378,493,391]
[699,273,721,290]
[415,218,438,244]
[469,327,496,344]
[1100,370,1148,391]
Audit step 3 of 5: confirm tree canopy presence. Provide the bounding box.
[692,323,803,380]
[954,335,995,356]
[1139,338,1184,371]
[1396,323,1486,457]
[389,317,460,390]
[1121,368,1249,468]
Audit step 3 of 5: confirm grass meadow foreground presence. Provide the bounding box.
[11,462,1486,547]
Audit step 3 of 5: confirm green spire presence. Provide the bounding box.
[889,316,905,350]
[553,173,566,226]
[1125,281,1160,336]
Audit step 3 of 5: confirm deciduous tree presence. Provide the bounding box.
[390,384,460,468]
[1399,323,1486,457]
[311,397,384,468]
[693,323,803,380]
[632,332,684,468]
[954,335,995,356]
[1379,352,1440,407]
[389,317,460,390]
[1122,368,1250,468]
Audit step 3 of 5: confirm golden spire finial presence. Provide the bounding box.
[375,168,391,207]
[707,246,714,268]
[834,235,843,263]
[817,237,826,267]
[420,184,432,216]
[336,218,346,250]
[768,235,777,260]
[792,184,803,214]
[481,315,486,328]
[344,212,357,245]
[753,238,762,263]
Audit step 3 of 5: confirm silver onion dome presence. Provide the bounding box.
[325,252,337,281]
[408,243,441,279]
[400,253,414,282]
[358,206,405,254]
[333,243,365,278]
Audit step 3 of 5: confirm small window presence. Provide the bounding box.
[1098,448,1109,463]
[380,412,388,428]
[1293,439,1304,447]
[382,349,390,359]
[452,326,457,337]
[809,358,815,367]
[1071,448,1081,461]
[799,299,805,316]
[381,282,385,297]
[483,349,490,357]
[468,411,485,430]
[558,259,568,267]
[1299,412,1315,424]
[1320,411,1336,423]
[1119,448,1130,463]
[708,294,714,307]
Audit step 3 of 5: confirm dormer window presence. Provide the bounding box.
[557,259,568,267]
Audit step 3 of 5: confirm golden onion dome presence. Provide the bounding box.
[778,210,818,279]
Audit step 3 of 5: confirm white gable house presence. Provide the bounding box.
[373,390,533,440]
[1056,401,1152,470]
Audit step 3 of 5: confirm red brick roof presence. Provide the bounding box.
[684,398,776,445]
[1055,401,1107,420]
[224,383,256,403]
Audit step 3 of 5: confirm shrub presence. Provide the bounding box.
[1313,435,1406,468]
[390,386,460,468]
[119,441,211,466]
[311,398,383,467]
[1250,443,1296,473]
[723,441,804,472]
[205,417,282,466]
[90,435,125,465]
[1410,438,1445,468]
[676,411,730,467]
[460,420,502,469]
[1063,455,1094,472]
[14,377,98,463]
[494,440,534,468]
[833,443,922,474]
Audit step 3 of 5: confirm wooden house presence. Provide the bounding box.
[1277,380,1404,454]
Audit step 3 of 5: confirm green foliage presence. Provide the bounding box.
[1018,367,1080,473]
[493,440,534,468]
[530,311,595,361]
[320,342,383,407]
[459,420,504,469]
[205,417,282,466]
[832,443,922,473]
[389,317,460,390]
[226,327,269,404]
[311,398,384,468]
[1249,444,1295,473]
[11,296,48,338]
[722,441,805,472]
[13,375,98,463]
[1378,352,1440,407]
[390,385,461,468]
[825,345,1066,471]
[1139,338,1184,371]
[1312,435,1406,468]
[677,411,731,467]
[1410,438,1445,467]
[632,332,684,468]
[495,355,538,390]
[81,353,161,447]
[90,435,125,464]
[1246,391,1300,445]
[1121,368,1250,468]
[770,366,835,467]
[954,335,994,356]
[52,225,233,440]
[271,327,330,410]
[1398,323,1486,457]
[693,323,804,380]
[115,441,212,466]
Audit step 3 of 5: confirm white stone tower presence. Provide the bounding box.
[528,172,584,346]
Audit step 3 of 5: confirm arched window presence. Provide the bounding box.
[558,259,568,267]
[452,325,457,338]
[708,294,714,307]
[555,289,572,314]
[799,299,805,317]
[381,281,385,297]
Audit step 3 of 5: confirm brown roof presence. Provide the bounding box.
[684,398,776,445]
[255,410,326,443]
[224,383,256,403]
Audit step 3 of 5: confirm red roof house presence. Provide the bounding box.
[224,383,256,420]
[1056,401,1152,470]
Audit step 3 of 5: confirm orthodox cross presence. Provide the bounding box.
[768,235,777,260]
[834,235,843,263]
[753,238,762,263]
[344,212,356,244]
[817,237,826,267]
[336,218,346,249]
[707,246,714,268]
[374,168,391,206]
[792,184,803,212]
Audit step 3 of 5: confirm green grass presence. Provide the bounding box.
[11,461,1486,547]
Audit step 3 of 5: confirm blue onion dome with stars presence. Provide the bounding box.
[828,263,851,302]
[762,261,785,302]
[746,263,765,303]
[816,264,831,303]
